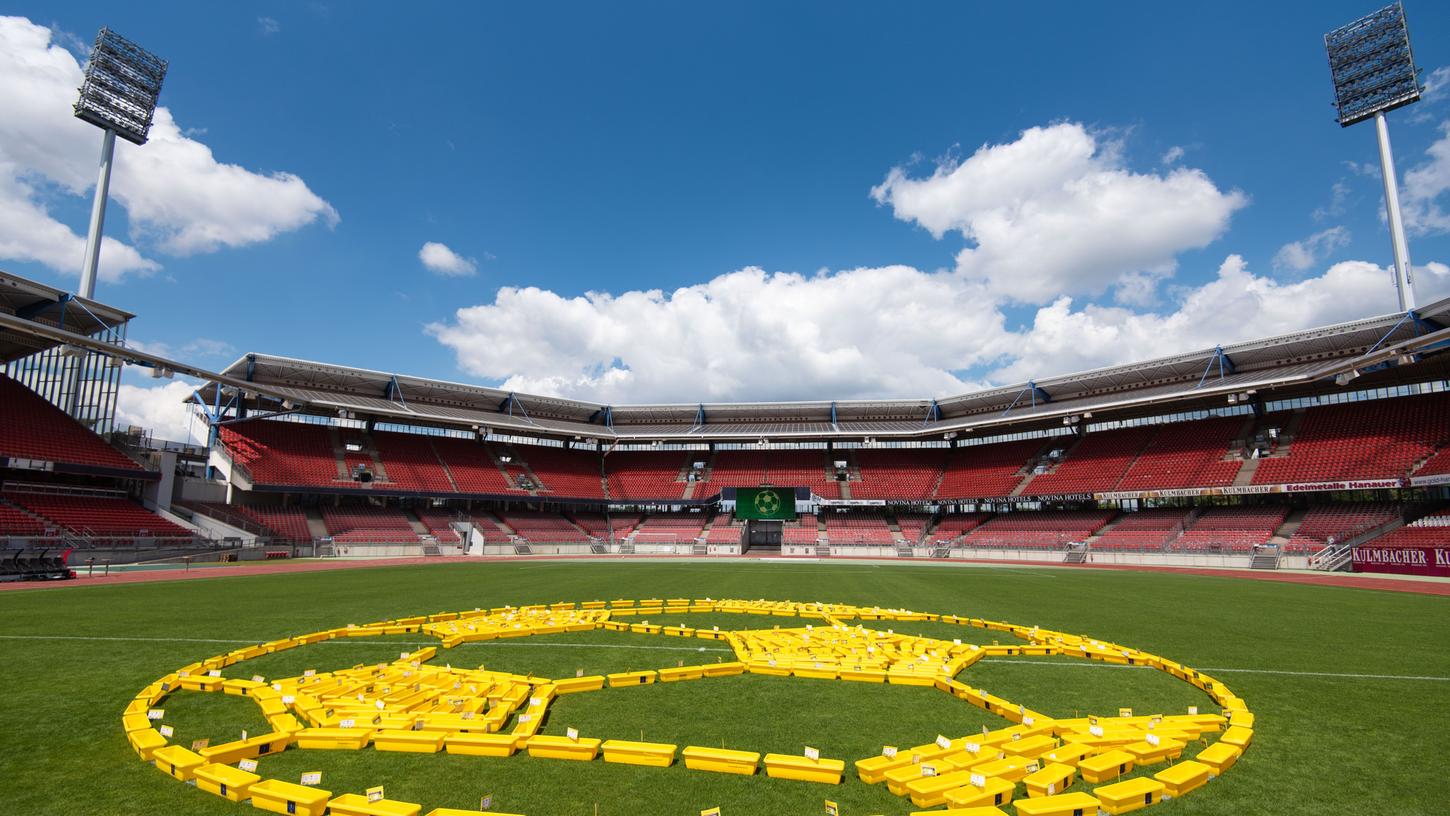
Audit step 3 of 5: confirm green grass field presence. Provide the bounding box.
[1,559,1447,816]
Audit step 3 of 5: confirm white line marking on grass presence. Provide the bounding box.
[0,634,733,654]
[977,658,1450,682]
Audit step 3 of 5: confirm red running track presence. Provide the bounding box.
[2,554,1447,596]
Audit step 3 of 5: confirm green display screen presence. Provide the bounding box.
[734,487,796,520]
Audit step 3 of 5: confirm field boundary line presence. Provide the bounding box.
[977,657,1450,682]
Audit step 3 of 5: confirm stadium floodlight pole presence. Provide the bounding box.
[72,27,168,299]
[1325,3,1423,311]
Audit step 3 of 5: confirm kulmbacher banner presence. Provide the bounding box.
[735,487,797,520]
[1351,545,1450,578]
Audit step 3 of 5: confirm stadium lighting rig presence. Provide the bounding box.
[1325,3,1423,311]
[73,27,168,299]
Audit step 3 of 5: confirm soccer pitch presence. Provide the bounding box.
[1,560,1446,816]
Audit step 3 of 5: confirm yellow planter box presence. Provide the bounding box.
[1194,741,1241,776]
[194,762,261,802]
[972,757,1034,783]
[606,670,656,687]
[1122,739,1184,766]
[906,770,983,807]
[249,779,332,816]
[152,745,205,781]
[839,668,888,683]
[1219,726,1253,750]
[702,662,746,677]
[657,665,704,682]
[526,735,602,761]
[747,661,792,677]
[178,674,225,692]
[1093,776,1164,814]
[855,753,915,784]
[223,678,264,696]
[886,670,938,687]
[942,776,1016,809]
[1154,759,1211,798]
[1077,750,1133,784]
[601,739,676,767]
[1003,735,1058,761]
[554,675,605,694]
[792,666,838,680]
[200,732,293,764]
[444,732,518,757]
[374,729,446,753]
[127,727,166,761]
[327,792,423,816]
[763,753,845,784]
[1229,711,1255,729]
[1022,762,1076,798]
[1011,791,1102,816]
[1041,743,1095,768]
[682,745,760,775]
[294,727,372,750]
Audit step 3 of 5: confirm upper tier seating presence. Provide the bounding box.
[961,510,1115,549]
[1285,503,1403,553]
[0,374,141,471]
[220,421,338,487]
[1114,418,1243,490]
[4,492,190,538]
[370,432,454,493]
[1021,427,1156,496]
[851,450,943,500]
[605,452,692,501]
[1092,508,1193,551]
[935,440,1042,500]
[1253,394,1450,485]
[428,437,517,494]
[520,446,606,498]
[701,450,840,498]
[1172,506,1289,552]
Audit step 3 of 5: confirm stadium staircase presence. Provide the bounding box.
[1063,543,1090,564]
[1249,547,1281,570]
[1232,456,1263,487]
[426,437,462,492]
[303,508,329,540]
[1267,509,1309,547]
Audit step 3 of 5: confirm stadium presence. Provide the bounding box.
[2,4,1450,816]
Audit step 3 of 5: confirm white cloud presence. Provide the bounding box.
[0,17,337,279]
[419,241,478,276]
[127,337,236,360]
[428,265,1008,403]
[993,256,1450,384]
[257,17,281,35]
[1403,121,1450,235]
[1161,145,1185,165]
[870,123,1247,304]
[1273,226,1350,272]
[115,378,204,443]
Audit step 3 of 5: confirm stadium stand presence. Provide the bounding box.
[1092,508,1194,551]
[3,492,190,538]
[520,446,607,498]
[0,499,50,536]
[219,421,338,487]
[935,439,1042,500]
[928,513,991,543]
[0,374,141,472]
[1173,506,1290,552]
[821,511,895,545]
[1364,510,1450,548]
[1022,427,1157,496]
[850,449,942,500]
[629,513,708,544]
[501,512,593,543]
[226,503,312,542]
[1114,418,1244,490]
[604,451,693,501]
[961,510,1115,549]
[320,505,419,543]
[1252,393,1450,485]
[371,431,454,493]
[429,437,516,494]
[414,507,464,543]
[1285,503,1403,553]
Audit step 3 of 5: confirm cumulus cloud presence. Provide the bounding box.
[870,123,1247,304]
[1403,121,1450,235]
[0,16,337,278]
[115,378,204,443]
[419,241,478,276]
[257,16,281,35]
[1273,226,1350,272]
[1161,146,1185,165]
[428,266,1007,403]
[991,256,1447,384]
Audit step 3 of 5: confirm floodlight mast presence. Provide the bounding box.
[72,27,168,299]
[1324,3,1423,311]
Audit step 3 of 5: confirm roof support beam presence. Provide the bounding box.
[1000,383,1049,417]
[14,294,68,321]
[1195,346,1235,389]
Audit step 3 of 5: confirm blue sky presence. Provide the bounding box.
[3,3,1450,434]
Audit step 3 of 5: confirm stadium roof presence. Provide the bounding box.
[0,270,134,363]
[201,296,1450,443]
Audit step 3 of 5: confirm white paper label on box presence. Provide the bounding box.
[158,724,174,737]
[1023,716,1035,726]
[529,697,543,707]
[882,746,897,758]
[566,727,579,741]
[935,735,952,749]
[1188,706,1199,715]
[304,670,315,677]
[207,669,221,678]
[518,714,532,723]
[339,718,356,729]
[281,695,296,705]
[147,709,164,720]
[965,741,981,754]
[251,675,265,684]
[1146,733,1161,746]
[300,772,322,786]
[970,772,986,788]
[804,746,820,761]
[1089,725,1105,737]
[238,759,258,773]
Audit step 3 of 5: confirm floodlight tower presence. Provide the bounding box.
[73,28,168,299]
[1325,3,1424,311]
